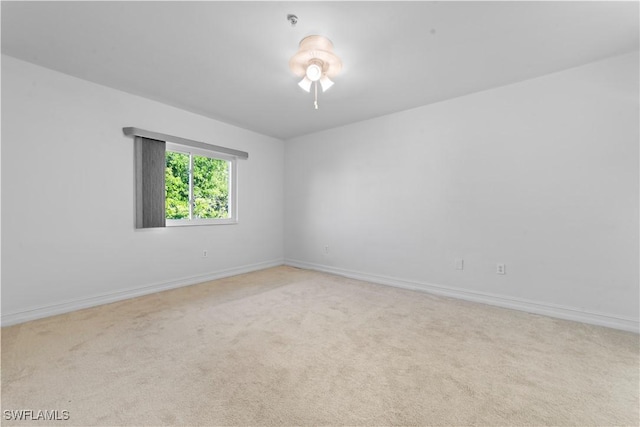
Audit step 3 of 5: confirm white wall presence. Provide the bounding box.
[1,55,284,324]
[284,51,639,331]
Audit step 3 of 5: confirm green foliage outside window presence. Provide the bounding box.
[165,151,190,219]
[192,155,229,218]
[165,151,230,220]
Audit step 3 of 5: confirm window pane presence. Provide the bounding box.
[165,151,190,219]
[192,155,230,219]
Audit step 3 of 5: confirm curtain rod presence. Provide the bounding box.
[122,127,249,159]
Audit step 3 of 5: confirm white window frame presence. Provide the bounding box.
[165,142,238,226]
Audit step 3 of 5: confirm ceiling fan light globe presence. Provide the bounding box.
[305,63,322,82]
[298,76,312,92]
[320,76,334,92]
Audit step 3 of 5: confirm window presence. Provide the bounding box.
[126,127,247,229]
[165,142,237,225]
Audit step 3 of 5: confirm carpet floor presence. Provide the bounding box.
[1,266,638,426]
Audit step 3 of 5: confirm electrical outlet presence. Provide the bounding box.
[203,250,208,258]
[324,245,329,254]
[455,258,464,270]
[496,263,505,275]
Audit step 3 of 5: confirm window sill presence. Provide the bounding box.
[166,219,238,227]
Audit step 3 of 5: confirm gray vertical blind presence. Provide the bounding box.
[135,136,166,228]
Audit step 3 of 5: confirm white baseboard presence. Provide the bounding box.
[1,259,285,327]
[285,259,639,334]
[5,258,637,334]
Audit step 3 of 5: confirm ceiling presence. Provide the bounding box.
[2,1,638,140]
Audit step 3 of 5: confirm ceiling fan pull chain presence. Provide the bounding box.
[314,81,319,110]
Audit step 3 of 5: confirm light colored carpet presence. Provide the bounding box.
[1,266,638,426]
